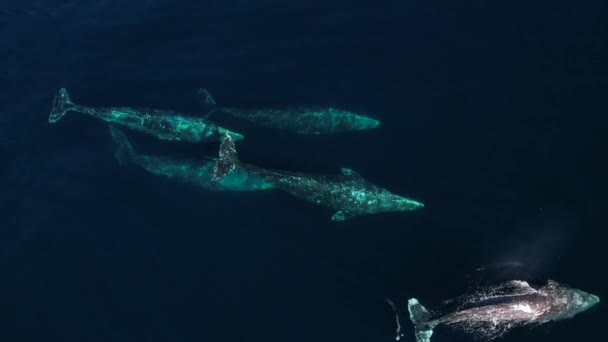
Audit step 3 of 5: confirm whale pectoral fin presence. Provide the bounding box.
[331,210,355,221]
[332,211,346,221]
[341,167,361,177]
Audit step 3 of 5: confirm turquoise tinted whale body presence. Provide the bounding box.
[108,126,272,192]
[49,88,243,142]
[212,134,423,221]
[198,88,380,135]
[405,280,599,342]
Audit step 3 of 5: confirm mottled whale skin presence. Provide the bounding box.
[49,88,243,142]
[198,88,380,135]
[405,280,599,342]
[212,134,423,221]
[108,126,272,192]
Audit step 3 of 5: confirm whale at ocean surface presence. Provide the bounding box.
[197,88,380,135]
[212,134,423,221]
[400,280,599,342]
[49,88,243,143]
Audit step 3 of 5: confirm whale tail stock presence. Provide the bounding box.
[108,125,136,165]
[408,298,436,342]
[49,88,75,123]
[212,134,239,181]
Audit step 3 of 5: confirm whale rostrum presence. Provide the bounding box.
[49,88,243,143]
[212,134,423,221]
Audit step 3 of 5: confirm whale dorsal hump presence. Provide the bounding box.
[341,167,361,178]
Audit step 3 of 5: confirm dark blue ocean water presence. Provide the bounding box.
[1,1,607,341]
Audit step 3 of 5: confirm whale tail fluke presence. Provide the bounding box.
[197,88,218,116]
[212,134,239,181]
[109,125,136,165]
[408,298,436,342]
[49,88,75,123]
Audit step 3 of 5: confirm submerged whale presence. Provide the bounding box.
[404,280,599,342]
[211,134,423,221]
[197,88,380,135]
[109,126,272,192]
[49,88,243,142]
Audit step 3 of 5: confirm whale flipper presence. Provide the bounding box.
[331,210,356,221]
[212,134,239,181]
[341,167,361,178]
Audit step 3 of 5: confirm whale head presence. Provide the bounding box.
[327,108,381,132]
[569,288,600,315]
[370,188,424,215]
[354,115,381,130]
[542,280,599,320]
